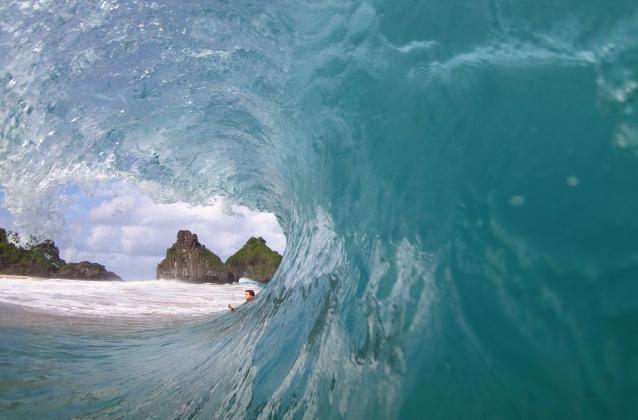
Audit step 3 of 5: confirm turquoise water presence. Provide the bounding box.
[1,0,637,418]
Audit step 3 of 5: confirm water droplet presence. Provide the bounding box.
[614,123,638,151]
[509,195,525,206]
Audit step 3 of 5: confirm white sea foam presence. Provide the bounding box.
[0,276,260,317]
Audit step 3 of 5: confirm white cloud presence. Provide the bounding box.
[86,225,121,252]
[58,191,286,280]
[89,195,137,225]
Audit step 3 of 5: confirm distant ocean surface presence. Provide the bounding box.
[0,276,254,317]
[1,0,637,418]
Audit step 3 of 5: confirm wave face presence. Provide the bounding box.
[1,0,638,418]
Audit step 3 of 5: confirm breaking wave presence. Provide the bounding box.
[1,0,637,418]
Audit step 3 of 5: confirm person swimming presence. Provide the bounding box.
[228,289,255,311]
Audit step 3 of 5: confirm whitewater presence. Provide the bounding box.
[1,0,637,419]
[0,276,256,317]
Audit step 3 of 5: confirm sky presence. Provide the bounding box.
[0,185,286,280]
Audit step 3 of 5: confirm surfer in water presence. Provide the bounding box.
[228,289,255,311]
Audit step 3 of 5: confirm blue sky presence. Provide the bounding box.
[0,185,285,280]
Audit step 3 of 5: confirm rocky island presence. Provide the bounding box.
[156,230,234,283]
[157,230,282,284]
[226,237,283,282]
[0,228,121,280]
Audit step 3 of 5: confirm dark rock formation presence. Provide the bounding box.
[57,262,121,281]
[0,229,62,277]
[35,240,60,261]
[0,228,122,281]
[156,230,235,283]
[225,237,282,283]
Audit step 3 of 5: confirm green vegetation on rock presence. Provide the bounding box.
[0,229,62,277]
[0,227,121,280]
[57,261,121,281]
[163,244,225,269]
[225,237,282,282]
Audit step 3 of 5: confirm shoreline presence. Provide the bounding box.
[0,274,40,280]
[0,273,123,282]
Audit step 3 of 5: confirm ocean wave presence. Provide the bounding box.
[1,0,637,418]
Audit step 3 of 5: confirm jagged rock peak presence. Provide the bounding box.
[175,230,201,249]
[156,230,234,284]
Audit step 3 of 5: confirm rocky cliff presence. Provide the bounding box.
[0,228,121,280]
[57,262,121,281]
[156,230,234,283]
[225,237,282,283]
